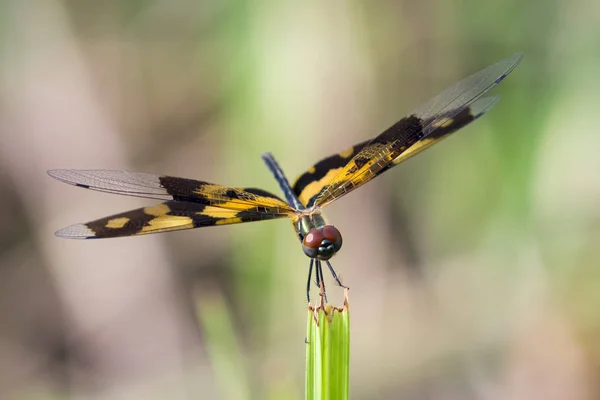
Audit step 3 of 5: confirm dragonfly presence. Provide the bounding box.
[49,53,522,302]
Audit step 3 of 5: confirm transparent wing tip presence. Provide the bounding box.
[47,169,76,186]
[47,169,62,180]
[493,52,524,84]
[507,52,524,62]
[55,223,95,239]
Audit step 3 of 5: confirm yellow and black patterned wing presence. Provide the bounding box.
[54,200,289,239]
[292,139,370,207]
[48,169,296,239]
[306,53,522,209]
[292,97,498,207]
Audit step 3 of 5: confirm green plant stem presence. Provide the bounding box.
[305,288,350,400]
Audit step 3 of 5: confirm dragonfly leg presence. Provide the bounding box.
[314,259,321,289]
[316,260,328,303]
[306,258,314,303]
[326,260,348,289]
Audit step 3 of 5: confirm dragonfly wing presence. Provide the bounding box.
[294,96,497,208]
[311,53,522,208]
[55,200,290,239]
[48,169,295,214]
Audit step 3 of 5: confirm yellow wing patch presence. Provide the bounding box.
[136,203,194,234]
[292,140,371,207]
[298,167,343,206]
[199,205,245,220]
[105,217,130,229]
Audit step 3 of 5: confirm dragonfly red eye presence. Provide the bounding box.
[322,225,341,243]
[322,225,342,253]
[303,228,323,249]
[302,228,323,258]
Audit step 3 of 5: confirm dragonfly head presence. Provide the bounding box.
[302,225,343,260]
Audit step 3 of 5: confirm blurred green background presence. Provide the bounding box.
[1,0,599,399]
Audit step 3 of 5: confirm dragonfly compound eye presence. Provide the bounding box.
[302,228,323,258]
[321,225,342,253]
[314,225,342,260]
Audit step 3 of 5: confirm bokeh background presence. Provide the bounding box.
[1,1,599,399]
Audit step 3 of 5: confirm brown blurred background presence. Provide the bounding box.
[1,0,599,399]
